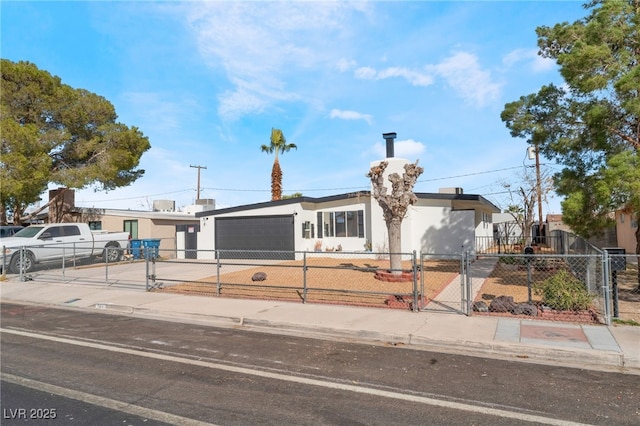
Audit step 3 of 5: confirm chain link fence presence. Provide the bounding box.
[1,243,154,288]
[4,243,638,323]
[149,249,422,311]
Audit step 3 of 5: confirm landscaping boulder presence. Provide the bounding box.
[251,272,267,281]
[513,303,538,316]
[472,301,489,312]
[489,295,517,313]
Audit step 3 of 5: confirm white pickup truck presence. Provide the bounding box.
[1,223,130,274]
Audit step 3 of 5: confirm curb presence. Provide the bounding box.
[3,298,638,375]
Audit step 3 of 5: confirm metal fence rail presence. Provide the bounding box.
[1,244,148,288]
[4,243,638,323]
[148,249,422,311]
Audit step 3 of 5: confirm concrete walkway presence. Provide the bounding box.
[1,268,638,374]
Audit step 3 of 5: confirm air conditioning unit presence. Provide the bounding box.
[438,187,464,195]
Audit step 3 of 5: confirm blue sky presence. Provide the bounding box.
[2,1,588,214]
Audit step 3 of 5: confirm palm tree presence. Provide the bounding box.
[260,128,297,201]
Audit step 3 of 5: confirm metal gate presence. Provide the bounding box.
[419,252,470,314]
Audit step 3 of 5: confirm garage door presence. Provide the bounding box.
[215,215,295,259]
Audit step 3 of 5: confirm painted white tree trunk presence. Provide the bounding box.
[387,217,402,273]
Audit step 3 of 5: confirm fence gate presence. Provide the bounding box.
[419,253,470,315]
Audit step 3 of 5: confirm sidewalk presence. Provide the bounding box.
[1,277,638,374]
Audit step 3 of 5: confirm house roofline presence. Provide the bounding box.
[196,190,500,217]
[76,207,199,221]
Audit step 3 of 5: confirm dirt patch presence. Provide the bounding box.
[475,260,640,324]
[157,257,459,310]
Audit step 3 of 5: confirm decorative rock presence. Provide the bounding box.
[488,295,516,313]
[513,303,538,316]
[251,272,267,281]
[472,301,489,312]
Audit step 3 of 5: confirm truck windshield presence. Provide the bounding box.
[12,226,44,238]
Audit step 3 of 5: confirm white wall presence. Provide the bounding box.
[301,199,370,252]
[406,203,475,255]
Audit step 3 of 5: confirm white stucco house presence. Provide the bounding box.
[195,155,499,260]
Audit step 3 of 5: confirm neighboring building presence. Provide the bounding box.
[77,208,200,258]
[492,212,524,245]
[615,210,638,255]
[195,154,499,260]
[37,188,205,258]
[546,214,572,234]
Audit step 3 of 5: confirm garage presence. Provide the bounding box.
[215,215,295,259]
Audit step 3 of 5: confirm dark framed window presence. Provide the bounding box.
[316,210,364,238]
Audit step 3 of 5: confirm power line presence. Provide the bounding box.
[73,165,534,203]
[76,189,195,203]
[417,165,525,183]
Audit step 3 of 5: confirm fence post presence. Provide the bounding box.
[19,247,24,282]
[412,250,418,312]
[1,245,5,280]
[601,251,612,325]
[419,252,425,311]
[462,250,472,315]
[302,251,308,304]
[459,251,465,314]
[216,250,221,296]
[105,246,109,284]
[145,252,150,290]
[62,244,66,278]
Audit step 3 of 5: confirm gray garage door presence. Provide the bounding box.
[215,215,295,259]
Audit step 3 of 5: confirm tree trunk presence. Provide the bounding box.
[387,218,402,274]
[271,158,282,201]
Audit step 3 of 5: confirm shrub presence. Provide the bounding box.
[534,270,595,311]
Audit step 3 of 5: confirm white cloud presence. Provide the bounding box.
[336,58,357,72]
[429,52,501,107]
[352,52,500,106]
[329,109,373,125]
[503,48,555,72]
[372,138,426,159]
[184,2,369,120]
[354,66,434,87]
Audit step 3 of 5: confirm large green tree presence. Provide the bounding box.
[501,1,640,267]
[1,60,150,223]
[260,128,297,201]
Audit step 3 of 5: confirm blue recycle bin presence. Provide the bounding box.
[142,239,161,259]
[129,239,142,259]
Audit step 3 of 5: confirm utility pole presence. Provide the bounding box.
[534,145,543,242]
[190,164,207,201]
[527,145,544,243]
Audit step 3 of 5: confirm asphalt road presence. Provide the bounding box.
[1,303,638,425]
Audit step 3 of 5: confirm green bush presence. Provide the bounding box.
[534,270,595,311]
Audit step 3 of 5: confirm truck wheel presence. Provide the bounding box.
[104,243,123,263]
[9,251,35,274]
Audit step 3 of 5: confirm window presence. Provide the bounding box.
[317,210,364,238]
[346,211,357,237]
[335,212,346,237]
[88,221,102,230]
[62,225,81,236]
[123,220,138,239]
[302,221,315,239]
[323,212,334,237]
